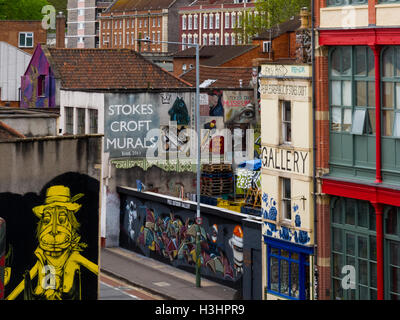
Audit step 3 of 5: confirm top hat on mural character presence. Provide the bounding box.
[32,185,84,218]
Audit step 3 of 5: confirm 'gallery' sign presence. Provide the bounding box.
[261,146,309,176]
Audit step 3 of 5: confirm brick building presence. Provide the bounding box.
[98,0,192,53]
[0,20,47,55]
[315,0,400,300]
[179,0,255,48]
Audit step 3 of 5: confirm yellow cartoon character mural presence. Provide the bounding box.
[6,185,98,300]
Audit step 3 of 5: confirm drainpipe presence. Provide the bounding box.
[311,0,318,301]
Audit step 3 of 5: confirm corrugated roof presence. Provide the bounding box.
[43,47,191,90]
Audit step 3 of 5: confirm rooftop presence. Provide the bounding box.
[106,0,177,12]
[40,46,191,90]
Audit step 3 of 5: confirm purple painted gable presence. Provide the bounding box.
[21,44,56,108]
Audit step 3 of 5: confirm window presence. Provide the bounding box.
[78,22,84,29]
[327,0,367,6]
[231,12,236,28]
[281,100,291,143]
[263,41,271,53]
[281,178,291,221]
[153,18,156,27]
[231,33,235,45]
[120,20,122,29]
[329,46,375,134]
[19,32,33,48]
[331,197,379,300]
[126,32,129,45]
[139,20,142,28]
[157,31,160,43]
[209,14,214,29]
[188,15,192,30]
[37,75,45,97]
[209,33,213,45]
[215,13,220,29]
[144,19,147,27]
[194,15,198,30]
[225,33,230,45]
[182,34,187,50]
[64,107,74,134]
[79,37,84,44]
[182,15,187,30]
[115,20,118,29]
[203,14,208,29]
[215,33,220,45]
[203,33,207,46]
[225,13,230,28]
[77,108,85,134]
[193,34,198,44]
[114,33,117,45]
[267,245,310,300]
[78,9,84,16]
[89,109,98,134]
[127,19,130,29]
[238,12,242,28]
[158,18,161,27]
[108,21,110,29]
[382,47,400,137]
[187,34,192,45]
[119,33,122,45]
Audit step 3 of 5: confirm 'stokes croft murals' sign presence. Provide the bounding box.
[104,92,193,159]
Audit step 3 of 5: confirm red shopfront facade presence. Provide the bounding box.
[318,25,400,300]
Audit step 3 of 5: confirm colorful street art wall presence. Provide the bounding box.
[119,193,245,289]
[20,44,56,109]
[0,172,99,300]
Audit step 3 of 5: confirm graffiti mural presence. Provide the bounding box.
[0,173,99,300]
[223,91,256,124]
[20,44,56,109]
[262,192,310,245]
[119,194,244,287]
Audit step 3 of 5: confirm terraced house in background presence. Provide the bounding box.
[98,0,193,53]
[315,0,400,300]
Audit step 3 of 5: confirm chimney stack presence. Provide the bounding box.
[300,7,311,29]
[56,11,66,48]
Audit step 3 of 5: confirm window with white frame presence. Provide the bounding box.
[188,15,192,30]
[152,31,155,42]
[209,33,214,45]
[225,33,229,45]
[144,19,147,27]
[78,22,84,29]
[139,19,142,28]
[78,9,84,16]
[182,15,187,30]
[79,37,84,44]
[203,14,208,29]
[231,12,236,28]
[108,21,110,29]
[126,19,129,28]
[203,33,207,45]
[120,20,122,28]
[194,14,198,29]
[102,33,106,45]
[225,13,230,28]
[238,12,242,28]
[209,14,214,29]
[193,34,198,44]
[215,13,220,29]
[182,34,187,50]
[263,41,272,53]
[215,33,220,45]
[103,21,106,29]
[158,18,160,27]
[153,18,156,27]
[281,178,291,221]
[237,33,242,44]
[126,32,129,45]
[115,20,118,29]
[131,32,134,45]
[281,100,292,143]
[157,31,160,43]
[19,32,34,48]
[114,33,117,45]
[119,33,122,45]
[231,33,235,45]
[187,34,192,44]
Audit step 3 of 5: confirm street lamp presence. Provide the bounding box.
[135,38,202,288]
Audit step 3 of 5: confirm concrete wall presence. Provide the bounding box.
[1,116,58,137]
[0,135,102,300]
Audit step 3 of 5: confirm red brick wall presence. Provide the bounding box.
[0,21,46,55]
[220,46,268,67]
[316,200,332,300]
[173,57,196,76]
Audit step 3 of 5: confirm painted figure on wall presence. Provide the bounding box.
[168,97,190,126]
[209,90,224,117]
[6,186,98,300]
[229,225,244,275]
